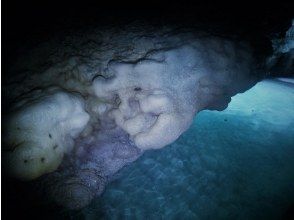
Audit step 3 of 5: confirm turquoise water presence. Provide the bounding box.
[75,80,294,219]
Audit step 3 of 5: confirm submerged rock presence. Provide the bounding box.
[3,22,268,209]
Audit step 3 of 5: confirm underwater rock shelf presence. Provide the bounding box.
[77,80,294,219]
[2,17,293,218]
[3,24,262,209]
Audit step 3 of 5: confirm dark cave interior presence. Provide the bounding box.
[2,1,294,219]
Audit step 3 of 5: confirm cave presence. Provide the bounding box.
[2,1,294,219]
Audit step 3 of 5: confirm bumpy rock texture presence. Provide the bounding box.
[3,23,262,209]
[3,88,89,180]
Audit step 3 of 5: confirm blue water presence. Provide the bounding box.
[75,80,294,219]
